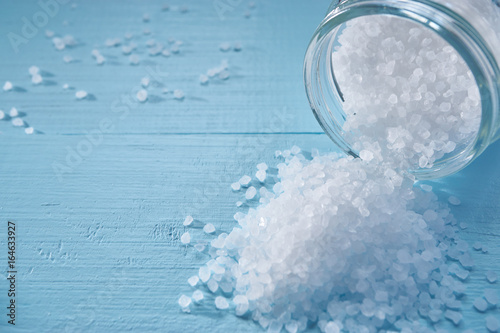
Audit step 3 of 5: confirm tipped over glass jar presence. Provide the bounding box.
[304,0,500,179]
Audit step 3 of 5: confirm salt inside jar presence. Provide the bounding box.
[304,0,500,178]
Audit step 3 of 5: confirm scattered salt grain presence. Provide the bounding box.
[180,232,191,244]
[231,182,241,191]
[199,74,209,85]
[359,150,374,162]
[28,66,39,75]
[3,81,13,91]
[444,310,462,325]
[0,110,4,119]
[256,170,266,182]
[198,266,210,282]
[136,89,148,103]
[192,290,204,303]
[52,37,65,50]
[219,70,230,80]
[203,223,215,234]
[183,215,194,226]
[245,186,257,200]
[178,294,191,310]
[25,127,34,135]
[173,90,184,100]
[236,201,243,207]
[233,295,249,316]
[215,296,229,310]
[473,242,483,251]
[239,175,251,187]
[486,316,500,332]
[194,243,205,252]
[63,55,73,63]
[473,297,488,312]
[32,74,43,85]
[187,276,199,287]
[485,289,499,305]
[233,42,242,52]
[9,108,18,117]
[141,77,150,87]
[162,49,171,57]
[129,54,140,65]
[486,271,498,283]
[257,162,268,171]
[75,90,88,100]
[45,30,54,38]
[63,84,69,90]
[207,279,219,293]
[219,42,231,52]
[12,118,23,127]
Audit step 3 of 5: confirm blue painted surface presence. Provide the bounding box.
[0,1,498,332]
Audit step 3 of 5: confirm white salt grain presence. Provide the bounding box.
[180,232,191,244]
[32,74,43,85]
[25,127,34,135]
[486,271,498,283]
[3,81,13,91]
[12,118,23,127]
[256,170,266,182]
[9,108,18,117]
[219,42,231,52]
[0,110,4,120]
[75,90,88,100]
[187,276,199,287]
[473,297,488,312]
[203,223,215,234]
[207,279,219,293]
[198,266,210,283]
[192,290,204,303]
[136,89,148,103]
[245,186,257,200]
[215,296,229,310]
[324,322,340,333]
[485,289,499,305]
[29,66,39,75]
[129,54,140,65]
[194,243,205,252]
[63,55,73,63]
[178,294,191,310]
[183,215,194,226]
[239,175,251,187]
[199,74,209,85]
[444,310,462,325]
[486,316,500,332]
[231,182,241,191]
[257,162,268,171]
[173,90,184,100]
[141,77,150,87]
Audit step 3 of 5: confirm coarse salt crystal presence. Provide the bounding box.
[203,223,215,234]
[136,89,148,102]
[75,90,88,100]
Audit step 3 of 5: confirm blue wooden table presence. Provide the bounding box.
[0,1,499,332]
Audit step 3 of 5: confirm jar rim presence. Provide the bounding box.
[304,0,500,179]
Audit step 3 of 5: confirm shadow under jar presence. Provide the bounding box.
[304,0,500,179]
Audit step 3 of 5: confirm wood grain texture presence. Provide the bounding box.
[0,1,499,332]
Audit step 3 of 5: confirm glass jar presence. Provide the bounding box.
[304,0,500,179]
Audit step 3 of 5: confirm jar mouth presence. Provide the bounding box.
[304,0,500,179]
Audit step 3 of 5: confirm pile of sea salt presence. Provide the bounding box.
[178,16,491,333]
[180,148,475,332]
